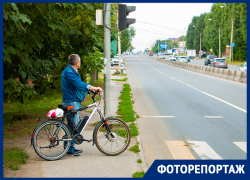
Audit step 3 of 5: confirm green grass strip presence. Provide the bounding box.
[111,78,128,81]
[129,123,138,137]
[116,83,136,122]
[133,171,146,178]
[4,147,30,171]
[129,144,140,153]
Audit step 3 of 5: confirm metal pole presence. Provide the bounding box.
[200,33,201,55]
[104,3,111,117]
[229,12,234,63]
[219,24,221,58]
[232,46,233,63]
[165,40,166,53]
[117,4,121,72]
[158,42,159,53]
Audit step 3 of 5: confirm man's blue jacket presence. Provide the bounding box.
[61,64,91,102]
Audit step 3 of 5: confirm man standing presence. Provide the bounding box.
[61,54,103,156]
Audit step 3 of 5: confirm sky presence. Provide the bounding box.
[125,3,214,52]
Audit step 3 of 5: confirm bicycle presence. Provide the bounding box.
[31,90,131,161]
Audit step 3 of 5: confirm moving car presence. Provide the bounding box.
[178,56,188,63]
[240,62,247,72]
[149,51,153,56]
[169,55,176,61]
[204,55,216,66]
[210,58,228,69]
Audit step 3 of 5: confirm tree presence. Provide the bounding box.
[120,27,136,53]
[4,3,105,102]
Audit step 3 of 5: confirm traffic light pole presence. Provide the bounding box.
[104,3,111,117]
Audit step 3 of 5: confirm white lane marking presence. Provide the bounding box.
[186,84,246,113]
[142,116,175,118]
[233,142,247,153]
[176,80,185,84]
[148,65,246,113]
[204,116,223,118]
[187,141,223,160]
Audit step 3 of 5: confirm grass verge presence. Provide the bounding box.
[3,89,63,139]
[3,147,29,171]
[129,143,140,153]
[129,123,139,137]
[133,171,145,178]
[111,78,128,81]
[116,84,136,122]
[112,73,127,76]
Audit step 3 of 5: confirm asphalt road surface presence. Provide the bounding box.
[125,54,246,166]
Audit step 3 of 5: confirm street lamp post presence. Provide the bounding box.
[220,5,234,63]
[209,18,221,58]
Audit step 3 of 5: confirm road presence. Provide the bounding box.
[152,54,241,71]
[125,54,246,166]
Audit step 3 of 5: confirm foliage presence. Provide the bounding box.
[4,147,30,171]
[133,171,145,178]
[120,27,136,53]
[116,83,136,122]
[128,144,140,153]
[4,3,106,102]
[186,3,247,61]
[151,39,173,53]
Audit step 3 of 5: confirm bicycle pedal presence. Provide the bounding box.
[81,138,92,142]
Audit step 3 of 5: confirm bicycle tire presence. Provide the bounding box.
[32,120,72,161]
[94,118,131,156]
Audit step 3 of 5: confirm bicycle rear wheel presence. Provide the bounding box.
[94,118,131,156]
[32,120,71,161]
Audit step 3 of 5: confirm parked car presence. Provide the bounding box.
[149,51,153,56]
[204,55,216,66]
[111,56,123,66]
[186,56,191,62]
[158,53,165,59]
[210,58,228,69]
[178,56,188,63]
[240,62,247,72]
[169,55,176,61]
[201,54,207,58]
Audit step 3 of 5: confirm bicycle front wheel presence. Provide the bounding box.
[32,120,72,161]
[94,118,131,156]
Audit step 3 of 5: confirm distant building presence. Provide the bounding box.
[168,38,179,42]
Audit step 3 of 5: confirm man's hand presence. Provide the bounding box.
[89,86,103,92]
[95,87,103,92]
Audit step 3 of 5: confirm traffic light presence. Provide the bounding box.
[118,4,136,31]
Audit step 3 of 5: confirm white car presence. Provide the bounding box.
[111,56,123,66]
[178,56,188,63]
[158,53,165,59]
[169,56,176,61]
[240,62,247,72]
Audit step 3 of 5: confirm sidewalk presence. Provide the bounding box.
[3,67,144,178]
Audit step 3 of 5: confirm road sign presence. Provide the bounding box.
[210,49,213,52]
[159,44,168,49]
[231,43,235,47]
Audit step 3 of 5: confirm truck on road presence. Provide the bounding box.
[187,50,196,59]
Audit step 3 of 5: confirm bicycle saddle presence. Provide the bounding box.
[58,104,74,111]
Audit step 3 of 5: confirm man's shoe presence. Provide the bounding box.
[74,149,83,153]
[66,151,80,156]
